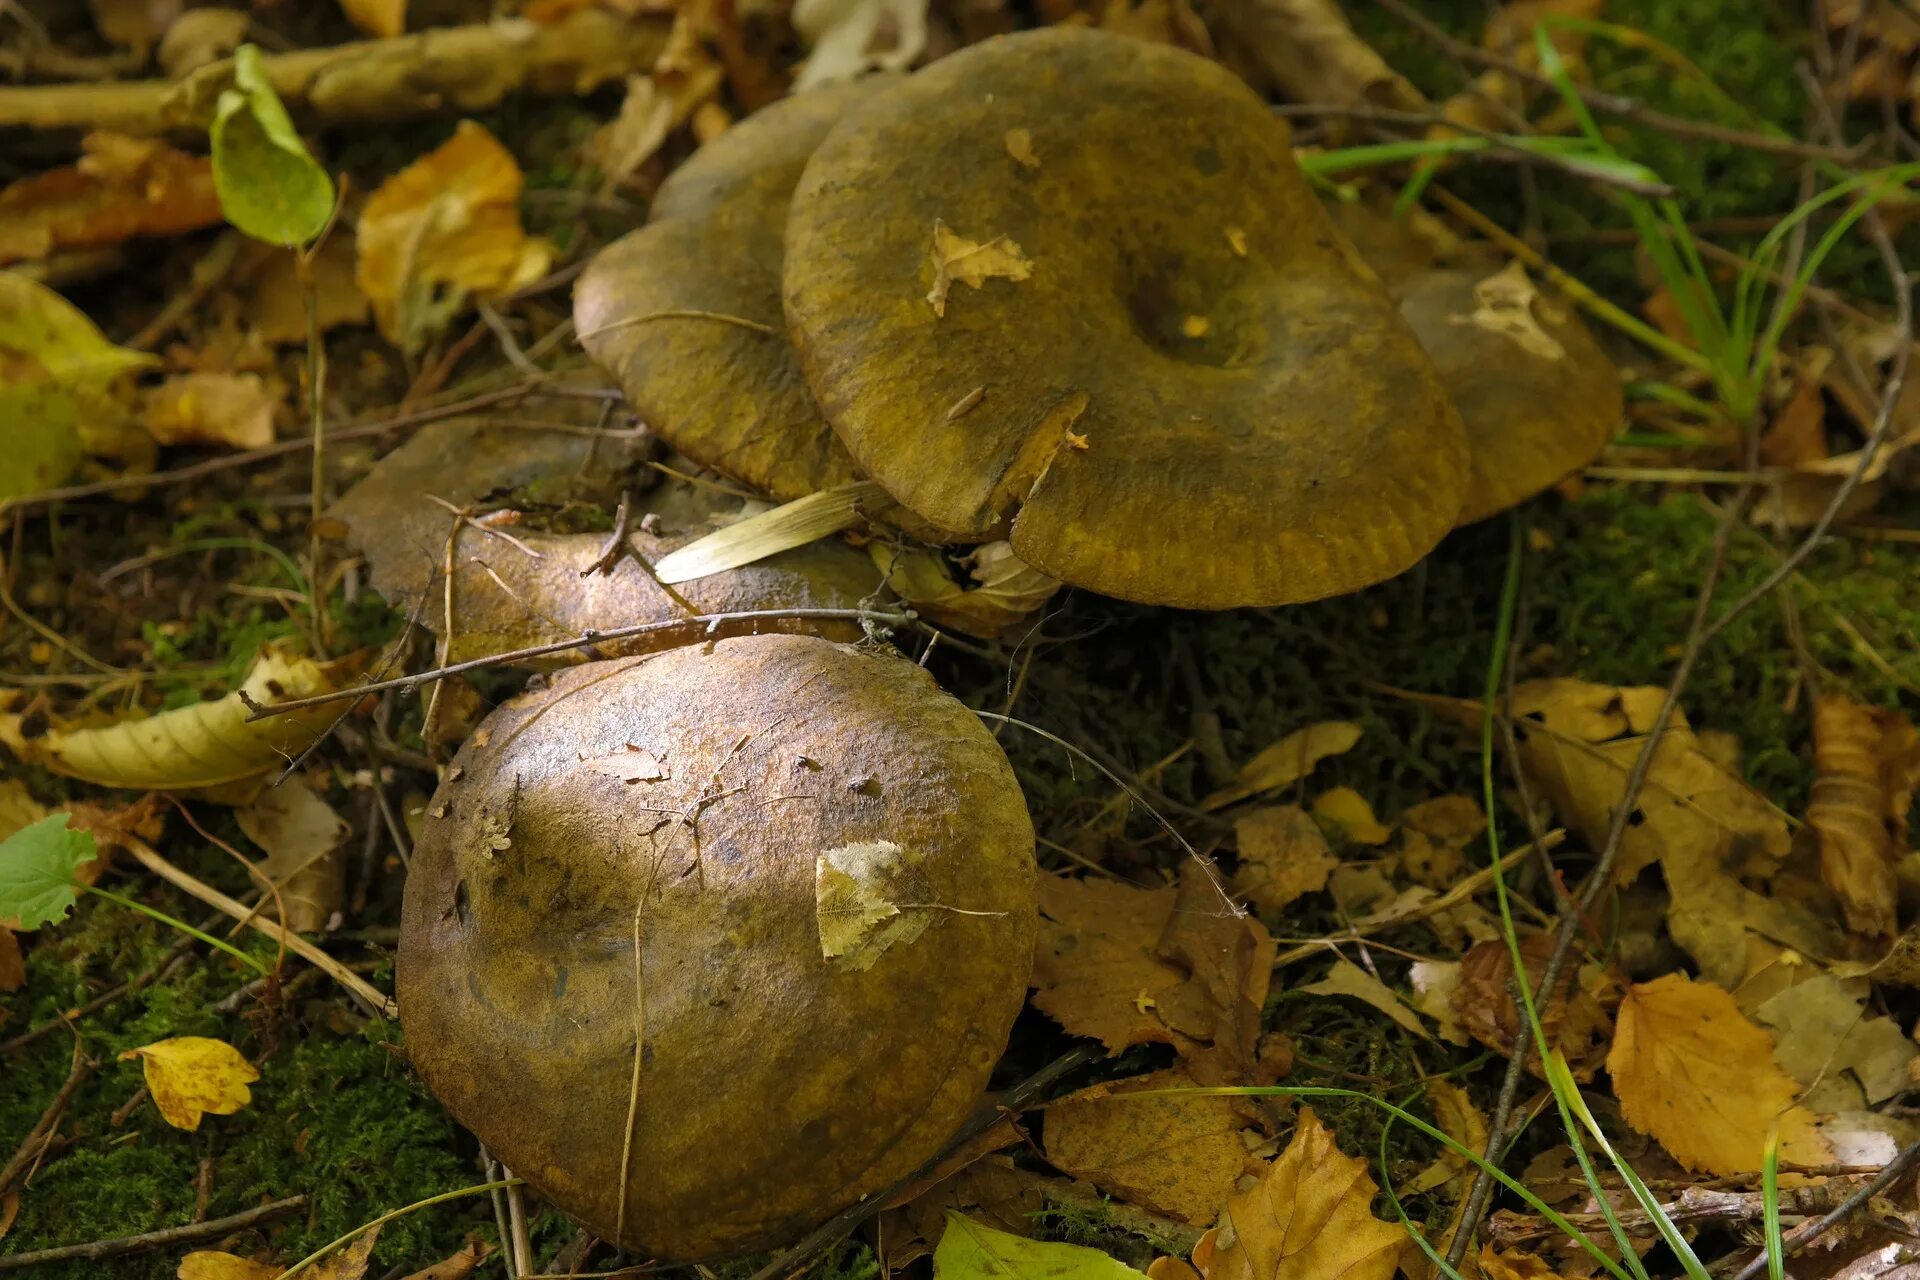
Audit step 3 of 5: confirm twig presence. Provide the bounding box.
[1725,1138,1920,1280]
[583,491,637,577]
[0,1043,94,1196]
[0,927,203,1055]
[243,608,915,720]
[0,1196,306,1271]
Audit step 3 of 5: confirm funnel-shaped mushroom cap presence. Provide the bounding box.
[575,84,878,502]
[782,27,1468,609]
[1395,265,1621,523]
[397,634,1037,1261]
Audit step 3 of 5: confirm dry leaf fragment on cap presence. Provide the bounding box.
[1202,720,1362,810]
[118,1035,260,1130]
[142,371,277,450]
[1231,804,1335,914]
[926,220,1033,317]
[1808,692,1920,939]
[1188,1107,1403,1280]
[355,121,553,351]
[1456,261,1567,361]
[0,132,223,265]
[1004,128,1040,169]
[1608,973,1831,1176]
[815,838,938,971]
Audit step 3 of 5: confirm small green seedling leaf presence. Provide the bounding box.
[210,45,334,246]
[0,813,98,931]
[933,1213,1146,1280]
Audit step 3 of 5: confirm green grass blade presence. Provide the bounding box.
[1763,1127,1785,1280]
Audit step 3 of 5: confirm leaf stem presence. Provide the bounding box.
[81,884,268,974]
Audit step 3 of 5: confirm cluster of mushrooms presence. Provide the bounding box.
[384,25,1623,1263]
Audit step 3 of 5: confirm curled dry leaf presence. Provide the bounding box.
[1452,935,1618,1079]
[869,540,1060,640]
[0,645,359,789]
[237,777,348,933]
[792,0,929,90]
[118,1035,260,1131]
[927,220,1033,317]
[355,121,553,351]
[1808,693,1920,939]
[142,371,277,450]
[1608,973,1831,1176]
[1189,1107,1403,1280]
[0,132,223,265]
[1231,804,1335,915]
[591,5,724,186]
[1202,721,1362,810]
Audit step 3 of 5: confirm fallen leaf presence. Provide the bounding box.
[1407,959,1467,1045]
[210,44,335,247]
[592,9,724,186]
[245,234,369,346]
[0,926,23,991]
[793,0,929,89]
[1042,1067,1258,1226]
[1754,971,1918,1107]
[1478,1246,1569,1280]
[1451,935,1617,1078]
[0,814,98,931]
[1397,795,1485,889]
[1303,957,1432,1040]
[1608,973,1830,1175]
[936,1212,1146,1280]
[142,372,277,450]
[237,777,348,933]
[159,8,253,77]
[1758,375,1830,468]
[1211,0,1422,109]
[1808,693,1920,939]
[1190,1107,1402,1280]
[339,0,405,38]
[880,1154,1048,1269]
[399,1239,494,1280]
[1310,787,1391,845]
[0,133,223,265]
[927,220,1033,317]
[816,839,937,970]
[120,1035,260,1131]
[869,541,1059,640]
[177,1251,282,1280]
[1404,1081,1489,1197]
[1202,721,1363,810]
[312,1228,381,1280]
[1232,804,1336,914]
[355,121,553,351]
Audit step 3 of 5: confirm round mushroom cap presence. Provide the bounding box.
[396,634,1037,1261]
[782,27,1469,609]
[1395,264,1622,523]
[575,84,879,502]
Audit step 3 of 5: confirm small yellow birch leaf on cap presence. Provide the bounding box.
[1202,721,1362,810]
[1311,786,1391,845]
[1196,1106,1402,1280]
[120,1036,260,1130]
[927,220,1032,317]
[816,839,936,971]
[1608,973,1831,1175]
[177,1251,282,1279]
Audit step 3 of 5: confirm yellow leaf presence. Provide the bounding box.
[1191,1107,1402,1280]
[1607,973,1830,1176]
[1232,804,1335,914]
[355,122,553,351]
[338,0,406,38]
[177,1251,281,1280]
[119,1036,260,1131]
[1478,1245,1572,1280]
[398,1239,493,1280]
[1302,957,1431,1040]
[1310,787,1391,844]
[1808,692,1920,939]
[927,220,1033,317]
[1202,721,1363,810]
[1403,1080,1487,1196]
[815,839,936,971]
[143,372,277,450]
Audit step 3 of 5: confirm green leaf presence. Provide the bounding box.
[932,1215,1146,1280]
[209,45,334,246]
[0,813,98,931]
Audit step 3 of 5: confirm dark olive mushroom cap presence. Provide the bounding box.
[397,634,1037,1261]
[1396,266,1621,523]
[574,84,878,502]
[782,27,1468,609]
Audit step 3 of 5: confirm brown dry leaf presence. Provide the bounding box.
[1478,1246,1569,1280]
[1203,722,1363,811]
[142,372,277,450]
[0,926,23,992]
[1463,263,1567,361]
[399,1239,494,1280]
[1808,693,1920,939]
[1452,935,1618,1079]
[237,777,348,934]
[339,0,405,38]
[1754,971,1918,1108]
[119,1036,260,1131]
[1404,1081,1489,1197]
[1398,795,1485,889]
[355,121,553,352]
[246,235,369,346]
[1232,804,1335,914]
[1608,973,1831,1176]
[869,541,1060,640]
[1212,0,1422,109]
[0,1190,17,1245]
[0,132,223,265]
[1190,1107,1403,1280]
[1759,375,1830,468]
[1407,959,1467,1045]
[1043,1066,1258,1227]
[1301,957,1431,1040]
[1310,787,1392,845]
[927,220,1033,317]
[591,5,725,187]
[178,1252,283,1280]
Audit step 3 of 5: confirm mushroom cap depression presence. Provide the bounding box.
[782,27,1468,609]
[396,634,1038,1261]
[575,83,876,501]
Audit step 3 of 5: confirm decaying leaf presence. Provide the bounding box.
[1232,804,1335,914]
[0,645,358,789]
[1808,693,1920,939]
[237,777,348,933]
[1407,959,1467,1045]
[927,220,1033,317]
[0,132,223,264]
[1478,1246,1570,1280]
[339,0,405,38]
[1302,957,1432,1040]
[1754,971,1918,1108]
[1608,973,1831,1175]
[119,1035,260,1131]
[1043,1067,1258,1227]
[399,1239,494,1280]
[591,6,725,186]
[178,1252,283,1280]
[210,44,335,247]
[1189,1107,1403,1280]
[869,541,1060,640]
[1310,787,1392,845]
[1452,935,1617,1079]
[816,839,937,970]
[142,371,277,450]
[355,121,553,351]
[1202,721,1362,810]
[937,1213,1147,1280]
[1403,1081,1489,1197]
[1397,795,1485,889]
[793,0,930,90]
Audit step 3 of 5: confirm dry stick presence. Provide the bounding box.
[1725,1138,1920,1280]
[243,608,914,721]
[121,836,397,1018]
[0,1043,94,1195]
[0,1196,307,1271]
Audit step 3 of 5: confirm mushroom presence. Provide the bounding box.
[781,27,1468,610]
[396,634,1037,1261]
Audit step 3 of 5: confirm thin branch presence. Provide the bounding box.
[0,1196,306,1271]
[0,1043,94,1195]
[1726,1139,1920,1280]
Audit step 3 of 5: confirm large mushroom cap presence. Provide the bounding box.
[575,85,876,502]
[782,27,1468,609]
[397,634,1037,1261]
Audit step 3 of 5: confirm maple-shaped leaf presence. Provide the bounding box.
[935,1212,1147,1280]
[1608,973,1830,1176]
[0,814,97,931]
[1191,1107,1402,1280]
[118,1036,260,1131]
